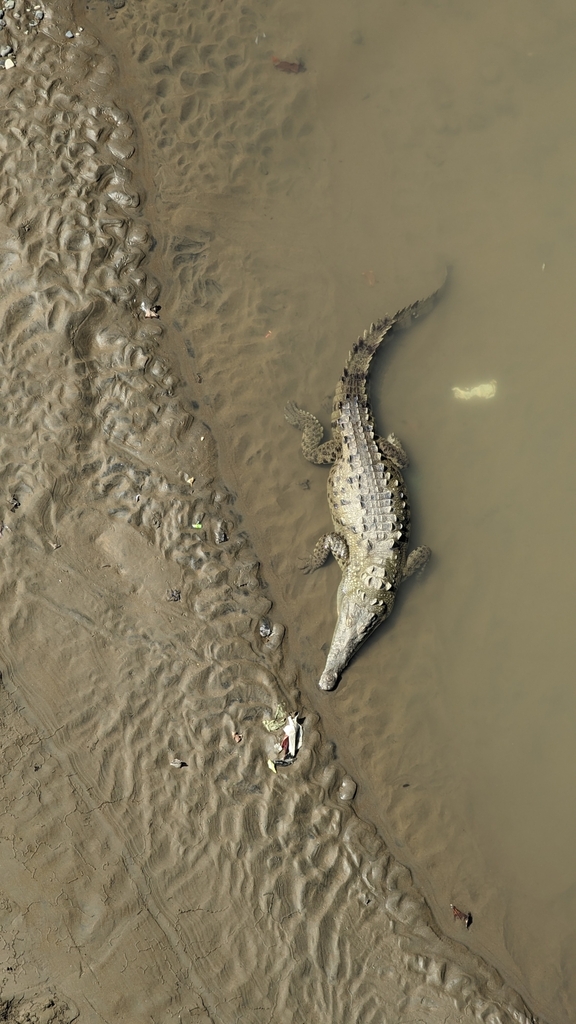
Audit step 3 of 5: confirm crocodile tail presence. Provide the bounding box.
[332,277,446,424]
[343,281,444,382]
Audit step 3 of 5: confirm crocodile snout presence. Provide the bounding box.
[318,668,339,691]
[318,581,392,690]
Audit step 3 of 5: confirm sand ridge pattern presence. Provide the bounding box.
[0,2,540,1022]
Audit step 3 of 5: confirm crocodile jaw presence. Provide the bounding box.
[318,582,393,691]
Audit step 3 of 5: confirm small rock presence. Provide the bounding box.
[338,775,357,801]
[65,28,73,37]
[233,732,242,744]
[34,9,43,17]
[169,758,186,768]
[259,618,272,639]
[0,22,5,30]
[4,0,13,8]
[213,521,228,544]
[167,589,181,602]
[140,301,160,319]
[0,43,11,54]
[262,622,285,651]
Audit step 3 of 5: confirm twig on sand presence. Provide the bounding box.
[450,904,473,929]
[272,57,304,73]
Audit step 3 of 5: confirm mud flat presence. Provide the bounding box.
[0,1,543,1021]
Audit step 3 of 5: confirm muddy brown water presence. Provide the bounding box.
[83,0,576,1019]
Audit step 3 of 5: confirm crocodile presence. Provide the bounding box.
[285,286,441,690]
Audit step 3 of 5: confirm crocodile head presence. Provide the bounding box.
[318,570,395,691]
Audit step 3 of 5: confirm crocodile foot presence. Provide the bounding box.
[302,532,348,573]
[285,401,341,464]
[403,545,431,579]
[377,433,409,468]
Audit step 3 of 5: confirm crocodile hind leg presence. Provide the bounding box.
[377,433,409,469]
[302,532,348,574]
[285,401,341,464]
[403,545,431,580]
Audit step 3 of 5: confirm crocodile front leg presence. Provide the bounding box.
[403,545,431,580]
[302,532,349,574]
[285,402,341,464]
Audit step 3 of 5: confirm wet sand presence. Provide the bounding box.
[0,0,565,1020]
